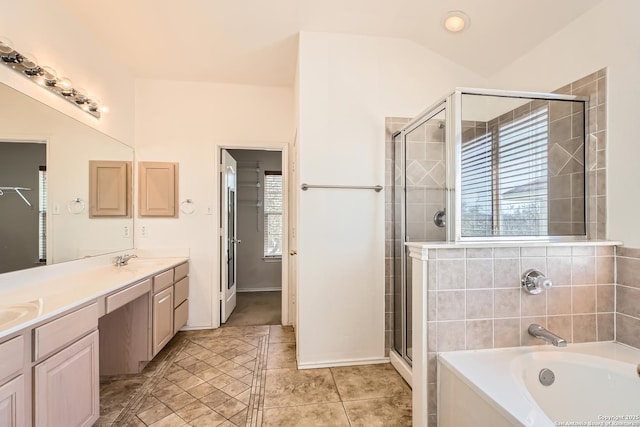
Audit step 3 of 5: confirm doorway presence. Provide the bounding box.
[219,148,287,326]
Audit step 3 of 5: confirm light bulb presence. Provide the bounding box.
[0,37,14,54]
[41,66,57,86]
[0,37,18,63]
[20,52,40,75]
[74,87,88,104]
[58,77,74,96]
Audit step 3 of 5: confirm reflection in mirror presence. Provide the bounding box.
[0,83,133,274]
[460,94,587,238]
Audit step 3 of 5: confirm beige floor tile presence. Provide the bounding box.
[208,373,236,389]
[213,397,247,419]
[149,412,189,427]
[137,402,173,425]
[200,389,233,410]
[189,411,227,427]
[343,396,412,427]
[266,342,296,369]
[268,325,296,343]
[228,407,248,425]
[331,363,411,401]
[264,368,340,408]
[263,402,350,427]
[220,379,250,397]
[174,401,216,423]
[160,391,198,412]
[188,382,219,399]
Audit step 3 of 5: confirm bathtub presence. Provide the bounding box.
[438,342,640,427]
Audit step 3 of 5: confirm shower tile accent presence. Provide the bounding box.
[615,247,640,350]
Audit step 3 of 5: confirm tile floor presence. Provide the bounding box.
[224,292,281,327]
[96,325,411,426]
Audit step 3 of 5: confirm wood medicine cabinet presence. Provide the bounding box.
[138,162,179,217]
[89,160,132,217]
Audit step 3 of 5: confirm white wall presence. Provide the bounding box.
[227,149,283,292]
[487,0,640,246]
[135,80,294,329]
[0,1,135,145]
[296,32,486,367]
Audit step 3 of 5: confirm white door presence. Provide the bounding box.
[221,150,238,323]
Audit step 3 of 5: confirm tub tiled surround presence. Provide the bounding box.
[615,247,640,349]
[415,243,616,424]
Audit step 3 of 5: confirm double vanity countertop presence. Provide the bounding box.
[0,257,188,340]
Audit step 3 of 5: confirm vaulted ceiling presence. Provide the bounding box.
[59,0,603,87]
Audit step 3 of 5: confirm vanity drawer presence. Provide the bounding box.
[106,279,151,314]
[174,277,189,308]
[153,269,174,293]
[34,303,98,361]
[174,300,188,333]
[0,336,24,382]
[174,262,189,281]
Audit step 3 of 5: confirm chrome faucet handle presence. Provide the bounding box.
[522,269,552,295]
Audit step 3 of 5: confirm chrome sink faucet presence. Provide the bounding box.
[113,254,138,267]
[528,324,567,347]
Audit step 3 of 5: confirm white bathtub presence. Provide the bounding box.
[438,342,640,427]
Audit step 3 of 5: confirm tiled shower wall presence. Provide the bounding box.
[383,69,608,356]
[554,68,607,239]
[423,244,615,421]
[615,247,640,349]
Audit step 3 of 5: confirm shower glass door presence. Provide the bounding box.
[393,106,447,364]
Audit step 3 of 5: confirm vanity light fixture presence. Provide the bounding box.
[442,10,470,33]
[0,38,106,118]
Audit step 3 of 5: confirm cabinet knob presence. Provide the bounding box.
[290,250,297,256]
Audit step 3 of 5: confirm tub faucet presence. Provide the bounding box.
[114,254,137,267]
[528,324,567,347]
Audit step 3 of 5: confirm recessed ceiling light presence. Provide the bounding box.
[442,11,470,33]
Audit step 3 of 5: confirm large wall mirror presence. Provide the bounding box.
[0,83,133,274]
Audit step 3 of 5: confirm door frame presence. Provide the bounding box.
[214,142,290,328]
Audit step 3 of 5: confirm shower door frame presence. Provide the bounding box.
[392,98,450,367]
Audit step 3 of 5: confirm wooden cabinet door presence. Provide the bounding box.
[0,375,25,427]
[89,160,131,217]
[138,162,179,217]
[152,287,174,356]
[34,331,99,427]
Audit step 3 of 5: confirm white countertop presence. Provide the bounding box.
[0,257,188,340]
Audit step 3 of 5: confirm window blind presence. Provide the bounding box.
[461,106,549,236]
[39,166,47,262]
[263,171,282,257]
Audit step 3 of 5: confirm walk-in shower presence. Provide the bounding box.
[391,88,589,367]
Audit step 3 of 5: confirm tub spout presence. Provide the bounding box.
[528,324,567,347]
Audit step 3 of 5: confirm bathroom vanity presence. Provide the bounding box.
[0,257,189,427]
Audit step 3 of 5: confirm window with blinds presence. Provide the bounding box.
[39,166,47,262]
[263,171,282,258]
[461,105,549,237]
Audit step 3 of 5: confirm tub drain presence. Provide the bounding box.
[539,368,555,386]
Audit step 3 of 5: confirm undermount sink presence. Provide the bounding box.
[0,299,43,328]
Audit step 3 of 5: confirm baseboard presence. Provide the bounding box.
[389,350,413,387]
[237,287,282,292]
[297,356,389,370]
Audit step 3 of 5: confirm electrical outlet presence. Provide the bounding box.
[123,225,130,238]
[141,225,148,238]
[52,203,60,215]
